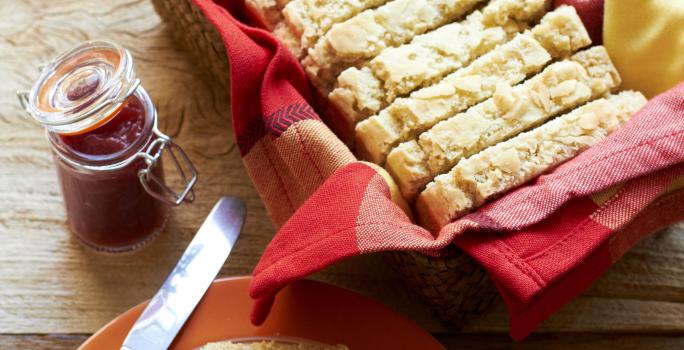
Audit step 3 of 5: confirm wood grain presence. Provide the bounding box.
[0,335,88,349]
[0,0,683,348]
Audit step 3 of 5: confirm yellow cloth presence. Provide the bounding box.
[604,0,684,98]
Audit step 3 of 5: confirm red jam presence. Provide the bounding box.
[52,94,168,252]
[59,96,145,155]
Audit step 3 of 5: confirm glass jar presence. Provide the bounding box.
[17,41,197,253]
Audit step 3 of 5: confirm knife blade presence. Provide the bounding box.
[121,196,246,350]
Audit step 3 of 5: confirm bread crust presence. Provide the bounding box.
[283,0,390,51]
[303,0,485,93]
[245,0,292,30]
[388,45,618,201]
[360,5,591,168]
[328,0,551,140]
[416,91,647,231]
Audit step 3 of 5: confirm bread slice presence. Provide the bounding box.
[388,45,621,201]
[360,33,549,166]
[357,5,591,166]
[246,0,292,30]
[246,0,305,57]
[273,23,306,58]
[250,0,390,59]
[328,12,505,131]
[416,91,647,232]
[283,0,390,52]
[328,0,549,135]
[302,0,485,93]
[422,46,620,176]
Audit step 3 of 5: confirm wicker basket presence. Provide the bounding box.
[154,0,230,91]
[152,0,500,329]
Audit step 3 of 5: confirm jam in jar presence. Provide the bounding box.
[18,41,197,253]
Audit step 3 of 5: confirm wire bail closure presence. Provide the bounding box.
[17,90,30,113]
[137,128,198,206]
[16,62,47,113]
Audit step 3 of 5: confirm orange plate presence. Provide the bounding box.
[78,277,444,350]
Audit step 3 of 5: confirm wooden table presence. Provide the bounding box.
[1,0,682,348]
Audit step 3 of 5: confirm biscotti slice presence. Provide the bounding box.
[283,0,390,52]
[303,0,485,92]
[357,5,591,166]
[388,45,621,200]
[328,12,505,128]
[422,46,621,176]
[328,0,548,132]
[246,0,292,30]
[359,33,549,166]
[246,0,303,56]
[416,91,647,232]
[273,23,305,58]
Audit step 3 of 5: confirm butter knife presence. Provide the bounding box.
[121,196,246,350]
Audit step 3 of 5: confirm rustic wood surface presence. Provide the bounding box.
[0,0,682,349]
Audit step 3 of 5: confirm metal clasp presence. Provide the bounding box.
[16,61,49,114]
[137,129,198,206]
[17,90,30,113]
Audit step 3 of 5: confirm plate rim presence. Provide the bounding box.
[78,276,444,350]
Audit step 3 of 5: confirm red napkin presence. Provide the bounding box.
[193,0,684,339]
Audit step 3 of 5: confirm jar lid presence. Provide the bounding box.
[20,40,139,135]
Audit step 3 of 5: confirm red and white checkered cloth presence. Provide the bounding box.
[194,0,684,339]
